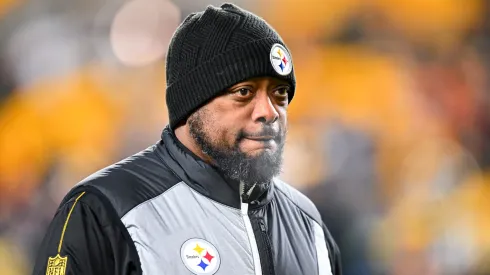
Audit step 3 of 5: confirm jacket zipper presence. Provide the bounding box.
[255,219,275,275]
[240,182,263,275]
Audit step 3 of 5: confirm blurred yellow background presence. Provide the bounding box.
[1,0,490,274]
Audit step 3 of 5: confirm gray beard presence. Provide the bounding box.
[188,115,285,185]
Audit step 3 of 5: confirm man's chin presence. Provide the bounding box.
[243,148,275,158]
[211,151,282,184]
[239,141,278,157]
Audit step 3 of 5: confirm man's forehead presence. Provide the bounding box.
[231,76,290,87]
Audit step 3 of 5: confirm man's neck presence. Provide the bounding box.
[173,124,214,164]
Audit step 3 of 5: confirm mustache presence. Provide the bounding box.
[238,126,284,141]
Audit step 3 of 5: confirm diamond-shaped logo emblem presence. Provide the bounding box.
[181,238,220,274]
[270,43,292,76]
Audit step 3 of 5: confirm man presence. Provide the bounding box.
[33,3,341,275]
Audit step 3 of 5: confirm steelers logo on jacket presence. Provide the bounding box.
[181,238,220,274]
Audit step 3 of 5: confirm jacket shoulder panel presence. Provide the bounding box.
[65,145,182,218]
[273,178,323,225]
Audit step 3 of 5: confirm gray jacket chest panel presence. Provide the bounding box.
[121,182,255,275]
[255,201,319,275]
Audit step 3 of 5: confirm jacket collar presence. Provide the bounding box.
[155,126,274,209]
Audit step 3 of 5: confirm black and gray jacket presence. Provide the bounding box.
[33,127,341,275]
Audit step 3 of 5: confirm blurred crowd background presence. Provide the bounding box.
[0,0,490,274]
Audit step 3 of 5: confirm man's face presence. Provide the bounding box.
[188,77,290,185]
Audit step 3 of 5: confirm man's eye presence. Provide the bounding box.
[236,88,252,97]
[275,87,289,97]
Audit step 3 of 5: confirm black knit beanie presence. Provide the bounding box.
[165,3,296,129]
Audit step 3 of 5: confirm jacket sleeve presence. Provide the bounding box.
[32,191,141,275]
[323,223,342,275]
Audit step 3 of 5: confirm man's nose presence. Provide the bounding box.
[251,91,279,124]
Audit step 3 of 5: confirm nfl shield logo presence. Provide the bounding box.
[45,254,67,275]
